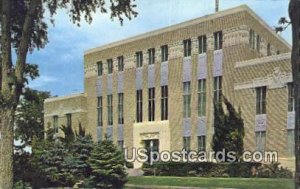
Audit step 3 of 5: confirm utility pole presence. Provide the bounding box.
[215,0,219,12]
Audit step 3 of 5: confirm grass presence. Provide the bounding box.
[127,176,294,189]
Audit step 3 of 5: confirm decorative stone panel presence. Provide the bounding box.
[160,62,168,86]
[183,57,192,82]
[148,64,155,88]
[198,54,207,79]
[255,114,267,132]
[183,118,192,137]
[213,49,223,77]
[287,112,295,130]
[197,117,206,136]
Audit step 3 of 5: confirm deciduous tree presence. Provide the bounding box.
[0,0,137,187]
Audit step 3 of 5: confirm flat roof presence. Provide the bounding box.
[44,93,86,103]
[84,4,291,55]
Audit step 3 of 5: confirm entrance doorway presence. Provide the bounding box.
[144,139,159,163]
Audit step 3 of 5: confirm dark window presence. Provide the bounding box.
[255,131,266,152]
[256,86,267,115]
[183,82,191,118]
[107,59,113,74]
[198,79,206,117]
[136,51,143,67]
[161,85,168,120]
[118,56,124,71]
[183,136,191,151]
[97,61,103,76]
[214,31,223,50]
[213,76,222,104]
[288,83,295,112]
[198,35,207,54]
[66,113,72,127]
[118,93,124,124]
[97,97,103,126]
[148,48,155,65]
[249,29,255,49]
[198,136,206,152]
[53,115,59,133]
[161,45,168,62]
[136,90,143,122]
[183,39,192,57]
[148,88,155,121]
[267,43,271,56]
[107,95,113,125]
[256,35,261,52]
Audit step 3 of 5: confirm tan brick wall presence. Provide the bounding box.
[44,5,294,169]
[44,93,87,137]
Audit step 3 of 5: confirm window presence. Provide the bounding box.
[198,136,206,152]
[97,97,103,126]
[277,50,280,55]
[256,87,266,115]
[198,79,206,117]
[213,76,222,104]
[161,85,168,120]
[136,51,143,67]
[97,61,103,76]
[148,88,155,121]
[118,93,124,124]
[183,136,191,151]
[118,56,124,72]
[107,95,113,125]
[256,35,261,52]
[255,131,266,152]
[287,130,295,156]
[267,43,271,56]
[214,31,223,50]
[183,39,192,57]
[107,59,113,74]
[198,35,207,54]
[66,113,72,127]
[53,115,59,133]
[161,45,168,62]
[288,83,295,112]
[183,82,191,118]
[249,29,255,49]
[118,140,124,149]
[136,90,143,122]
[148,48,155,65]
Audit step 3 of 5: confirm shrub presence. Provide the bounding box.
[142,161,269,178]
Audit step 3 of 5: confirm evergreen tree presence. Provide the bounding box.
[212,97,245,162]
[87,140,127,189]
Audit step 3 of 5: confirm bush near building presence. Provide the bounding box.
[142,162,293,179]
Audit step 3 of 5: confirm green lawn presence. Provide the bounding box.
[127,176,294,189]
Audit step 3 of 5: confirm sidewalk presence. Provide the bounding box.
[125,184,236,189]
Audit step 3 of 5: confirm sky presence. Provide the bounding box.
[26,0,291,96]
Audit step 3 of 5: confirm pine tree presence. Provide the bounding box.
[87,140,127,189]
[212,96,245,162]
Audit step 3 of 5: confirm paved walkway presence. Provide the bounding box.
[125,184,236,189]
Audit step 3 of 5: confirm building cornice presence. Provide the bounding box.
[84,5,290,55]
[44,93,86,103]
[235,52,291,68]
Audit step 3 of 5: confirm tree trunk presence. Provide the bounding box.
[289,0,300,188]
[0,110,14,189]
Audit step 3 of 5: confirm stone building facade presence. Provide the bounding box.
[44,5,294,169]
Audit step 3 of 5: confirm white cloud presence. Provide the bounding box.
[28,75,58,88]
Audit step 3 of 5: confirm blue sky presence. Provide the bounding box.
[26,0,291,96]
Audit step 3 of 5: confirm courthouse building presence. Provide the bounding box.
[44,5,295,169]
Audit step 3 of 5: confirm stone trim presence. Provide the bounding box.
[235,52,291,68]
[84,5,290,55]
[234,67,292,90]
